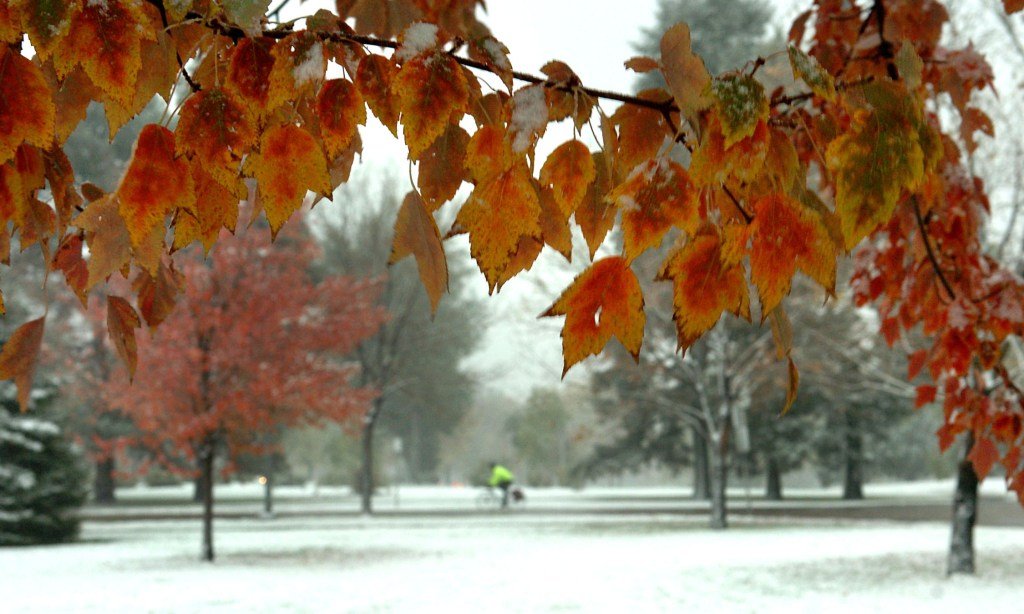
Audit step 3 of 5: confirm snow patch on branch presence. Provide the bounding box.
[397,23,440,62]
[510,86,548,153]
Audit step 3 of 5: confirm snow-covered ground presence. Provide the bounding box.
[4,494,1024,611]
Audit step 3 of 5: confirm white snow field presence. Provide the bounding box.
[3,483,1024,612]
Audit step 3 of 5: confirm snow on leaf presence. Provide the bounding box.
[749,193,838,315]
[396,22,440,62]
[51,0,151,106]
[269,33,326,110]
[221,0,270,36]
[116,124,195,248]
[390,191,448,314]
[659,22,711,121]
[543,257,645,374]
[316,79,366,160]
[73,195,131,289]
[356,54,401,136]
[709,74,769,147]
[393,52,469,159]
[243,125,331,237]
[469,36,513,90]
[608,157,699,261]
[656,230,750,352]
[107,296,141,381]
[0,316,45,412]
[509,85,548,153]
[455,161,541,292]
[14,0,79,60]
[787,46,836,102]
[175,88,256,190]
[418,123,469,210]
[0,49,56,166]
[539,140,595,217]
[826,82,937,249]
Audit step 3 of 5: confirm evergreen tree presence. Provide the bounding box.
[0,383,88,546]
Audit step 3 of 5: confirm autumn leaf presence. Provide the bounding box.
[610,89,674,177]
[690,113,769,187]
[390,191,448,314]
[464,124,512,183]
[51,0,152,106]
[117,124,195,248]
[53,234,89,306]
[607,157,699,261]
[227,37,276,115]
[826,82,939,249]
[173,162,243,254]
[539,140,595,216]
[0,48,56,166]
[221,0,270,36]
[709,74,769,147]
[543,257,645,374]
[356,54,401,135]
[0,316,46,411]
[14,0,78,60]
[393,52,469,159]
[268,32,326,109]
[175,88,256,189]
[749,193,838,315]
[468,36,513,90]
[244,125,331,237]
[968,436,1000,479]
[538,186,573,261]
[788,46,836,102]
[659,22,711,121]
[418,123,469,209]
[74,195,132,289]
[107,296,141,381]
[656,230,750,351]
[316,79,367,160]
[455,161,541,291]
[576,151,616,259]
[0,161,25,226]
[134,260,184,330]
[783,357,800,415]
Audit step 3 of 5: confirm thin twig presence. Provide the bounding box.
[913,198,956,301]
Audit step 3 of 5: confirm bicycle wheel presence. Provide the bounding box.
[475,489,496,510]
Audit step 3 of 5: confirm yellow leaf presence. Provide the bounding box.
[390,191,448,314]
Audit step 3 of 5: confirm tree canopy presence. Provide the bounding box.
[0,0,1023,505]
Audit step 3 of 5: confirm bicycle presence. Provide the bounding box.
[474,485,526,510]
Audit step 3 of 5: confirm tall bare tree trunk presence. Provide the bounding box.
[842,410,864,500]
[360,399,382,514]
[709,422,731,530]
[94,457,116,503]
[200,441,215,562]
[948,433,978,575]
[692,428,710,500]
[765,457,783,501]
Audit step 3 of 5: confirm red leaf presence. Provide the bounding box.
[968,437,1000,480]
[0,317,46,411]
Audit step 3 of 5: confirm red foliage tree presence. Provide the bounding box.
[104,220,387,561]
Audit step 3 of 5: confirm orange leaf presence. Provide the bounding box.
[418,123,469,210]
[0,316,46,411]
[117,124,195,248]
[0,161,26,226]
[749,193,838,315]
[244,125,331,237]
[968,437,1000,480]
[465,124,512,183]
[316,79,366,160]
[15,0,79,60]
[173,162,243,254]
[690,114,769,187]
[52,234,89,306]
[0,48,56,165]
[783,357,800,415]
[610,89,673,177]
[393,52,468,159]
[74,195,132,289]
[656,230,750,351]
[107,296,141,381]
[538,186,573,261]
[576,151,616,259]
[175,88,256,189]
[227,37,276,115]
[268,31,326,110]
[356,54,401,135]
[915,384,937,408]
[543,257,645,374]
[134,260,184,330]
[455,161,541,291]
[608,157,699,261]
[907,349,928,380]
[51,0,150,106]
[540,140,595,216]
[390,191,448,314]
[659,23,711,121]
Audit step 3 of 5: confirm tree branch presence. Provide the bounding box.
[913,198,957,301]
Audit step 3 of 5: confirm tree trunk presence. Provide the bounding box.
[360,415,376,515]
[765,457,783,501]
[200,443,215,562]
[93,457,116,503]
[692,428,710,500]
[262,462,274,517]
[842,411,864,500]
[948,433,979,575]
[192,474,204,503]
[709,424,731,530]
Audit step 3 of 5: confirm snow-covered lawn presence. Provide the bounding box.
[3,512,1024,612]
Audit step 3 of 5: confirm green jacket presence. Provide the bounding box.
[488,464,514,486]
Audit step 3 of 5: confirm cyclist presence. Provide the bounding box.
[488,462,514,508]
